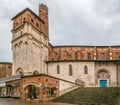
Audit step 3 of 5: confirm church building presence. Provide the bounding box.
[0,4,120,101]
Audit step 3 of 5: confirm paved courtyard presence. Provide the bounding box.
[0,98,77,105]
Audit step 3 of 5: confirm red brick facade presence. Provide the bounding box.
[0,62,12,78]
[3,74,59,101]
[12,4,48,37]
[49,45,120,61]
[21,75,59,101]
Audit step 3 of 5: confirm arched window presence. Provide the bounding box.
[63,51,68,60]
[84,65,88,74]
[14,43,18,47]
[115,53,119,60]
[16,67,24,76]
[20,31,22,35]
[69,64,73,76]
[101,53,105,60]
[16,22,18,26]
[23,17,26,22]
[31,19,34,23]
[19,41,23,47]
[57,65,60,74]
[87,53,91,60]
[19,71,24,76]
[36,23,39,27]
[75,52,78,60]
[33,70,39,75]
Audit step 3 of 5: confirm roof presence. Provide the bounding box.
[22,73,83,86]
[12,8,44,23]
[52,45,120,48]
[0,75,21,83]
[0,62,12,64]
[46,60,120,63]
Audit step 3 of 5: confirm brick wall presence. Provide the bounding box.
[0,63,12,78]
[49,46,120,61]
[21,75,59,101]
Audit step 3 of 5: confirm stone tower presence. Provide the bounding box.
[11,4,49,75]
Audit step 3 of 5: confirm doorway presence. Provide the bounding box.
[25,85,39,100]
[100,80,107,88]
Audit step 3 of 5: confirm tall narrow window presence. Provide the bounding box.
[33,70,39,75]
[69,64,72,76]
[64,51,68,60]
[101,53,105,60]
[23,17,26,22]
[87,53,91,60]
[36,23,39,27]
[31,19,34,23]
[20,31,22,35]
[75,52,78,60]
[57,65,60,74]
[84,65,88,74]
[115,53,119,60]
[46,56,48,60]
[19,71,24,76]
[16,22,18,26]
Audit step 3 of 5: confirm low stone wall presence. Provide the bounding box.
[59,80,80,96]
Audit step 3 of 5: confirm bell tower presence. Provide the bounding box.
[39,4,49,37]
[11,4,49,75]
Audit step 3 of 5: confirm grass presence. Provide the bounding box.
[53,87,120,105]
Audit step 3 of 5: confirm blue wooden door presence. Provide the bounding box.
[100,80,107,88]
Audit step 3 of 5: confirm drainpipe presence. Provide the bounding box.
[116,61,119,86]
[46,62,48,75]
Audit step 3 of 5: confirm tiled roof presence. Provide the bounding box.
[52,45,120,48]
[0,62,12,64]
[0,75,21,83]
[12,8,44,23]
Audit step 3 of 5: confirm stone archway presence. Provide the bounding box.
[46,84,57,97]
[33,70,39,75]
[24,84,39,100]
[16,67,24,75]
[96,69,111,87]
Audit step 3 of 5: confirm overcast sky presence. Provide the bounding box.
[0,0,120,62]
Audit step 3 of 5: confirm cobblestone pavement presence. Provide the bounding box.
[0,98,77,105]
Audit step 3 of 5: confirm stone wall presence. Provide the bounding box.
[48,61,95,87]
[48,61,120,87]
[12,23,48,75]
[59,80,80,96]
[49,46,120,61]
[95,62,117,87]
